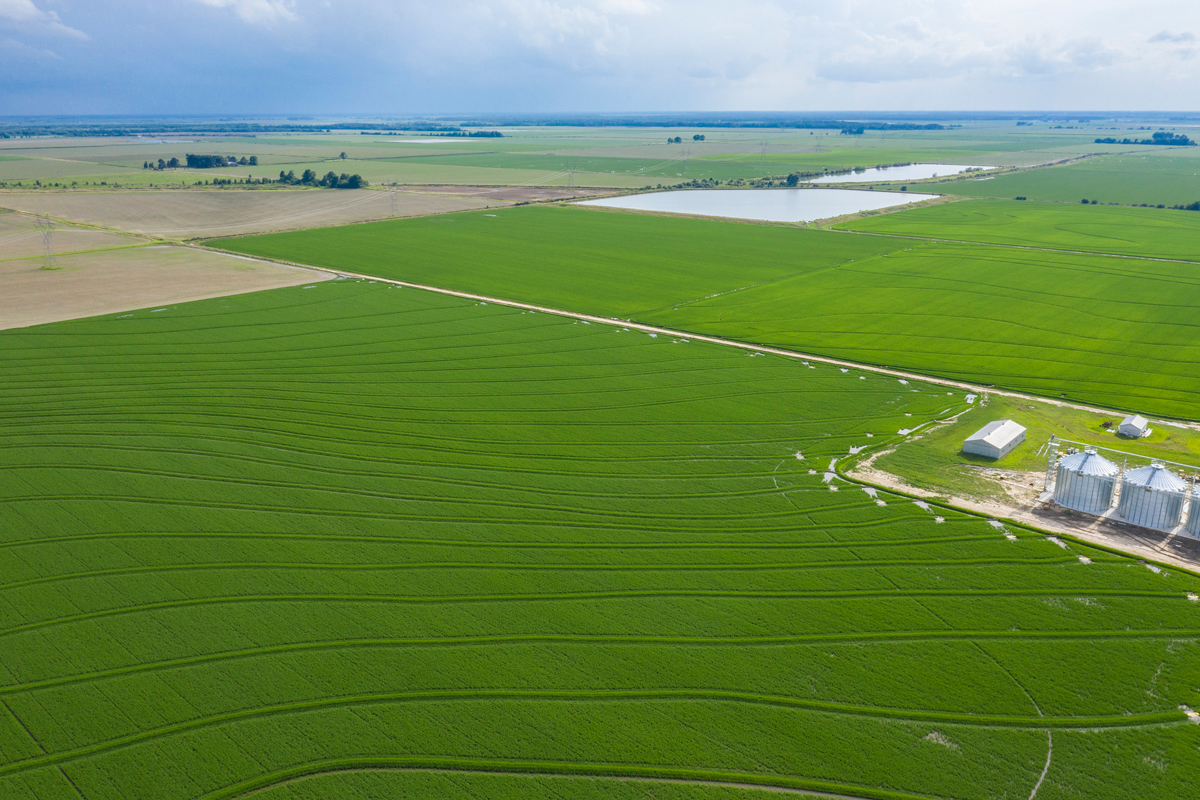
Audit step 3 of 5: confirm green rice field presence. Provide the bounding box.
[942,152,1200,207]
[838,199,1200,261]
[216,205,1200,420]
[3,279,1200,799]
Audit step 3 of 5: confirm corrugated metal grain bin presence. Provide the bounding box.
[1186,486,1200,538]
[1054,449,1119,515]
[1118,463,1186,531]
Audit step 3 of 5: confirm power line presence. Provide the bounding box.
[35,216,59,271]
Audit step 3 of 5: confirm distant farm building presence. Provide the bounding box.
[1053,448,1119,515]
[1118,415,1149,438]
[963,420,1026,460]
[1117,463,1187,531]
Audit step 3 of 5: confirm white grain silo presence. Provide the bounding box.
[1118,463,1187,531]
[1054,448,1119,515]
[1187,486,1200,538]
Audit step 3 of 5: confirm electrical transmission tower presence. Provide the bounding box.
[390,187,399,216]
[35,216,59,270]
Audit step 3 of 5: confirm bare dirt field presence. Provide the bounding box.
[0,211,148,260]
[403,185,616,202]
[0,189,504,239]
[0,245,329,330]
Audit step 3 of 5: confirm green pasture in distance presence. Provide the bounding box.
[944,152,1200,206]
[382,152,775,181]
[3,280,1200,799]
[218,205,1200,419]
[871,393,1200,502]
[214,205,906,317]
[664,242,1200,420]
[701,148,998,168]
[838,199,1200,261]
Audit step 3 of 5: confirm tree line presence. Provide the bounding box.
[1094,132,1196,146]
[277,169,367,189]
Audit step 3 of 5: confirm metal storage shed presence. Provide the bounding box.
[1117,463,1187,531]
[963,420,1026,460]
[1119,415,1149,438]
[1054,448,1119,515]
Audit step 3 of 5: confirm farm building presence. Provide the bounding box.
[1118,415,1149,438]
[1054,448,1119,515]
[962,420,1026,459]
[1117,463,1187,531]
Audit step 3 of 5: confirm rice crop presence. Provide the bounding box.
[943,153,1200,207]
[1,280,1198,799]
[838,198,1200,261]
[217,205,1200,419]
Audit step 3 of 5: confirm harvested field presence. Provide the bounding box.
[405,185,616,202]
[0,211,147,260]
[0,245,328,329]
[0,189,504,239]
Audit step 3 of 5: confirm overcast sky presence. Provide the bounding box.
[1,0,1197,115]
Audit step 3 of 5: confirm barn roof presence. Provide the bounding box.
[965,419,1025,448]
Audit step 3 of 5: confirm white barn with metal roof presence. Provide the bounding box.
[962,420,1026,460]
[1119,414,1149,438]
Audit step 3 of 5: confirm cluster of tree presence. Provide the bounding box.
[438,130,504,138]
[667,136,683,143]
[206,177,273,186]
[144,158,180,170]
[185,154,259,169]
[693,134,705,141]
[840,126,865,135]
[1094,132,1196,146]
[277,169,367,189]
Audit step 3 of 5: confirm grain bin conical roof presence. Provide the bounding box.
[1058,449,1118,477]
[1123,463,1187,492]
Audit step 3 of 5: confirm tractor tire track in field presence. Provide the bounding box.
[5,630,1198,698]
[0,557,1083,633]
[0,530,1004,554]
[0,689,1185,781]
[202,758,942,800]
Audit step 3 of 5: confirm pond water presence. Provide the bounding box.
[577,188,938,223]
[805,164,988,184]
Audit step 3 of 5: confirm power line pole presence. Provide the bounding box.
[35,216,58,270]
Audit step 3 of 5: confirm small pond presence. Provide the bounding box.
[577,188,938,223]
[805,164,988,184]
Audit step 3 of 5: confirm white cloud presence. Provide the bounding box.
[0,34,60,59]
[0,0,86,39]
[1149,31,1196,43]
[195,0,298,25]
